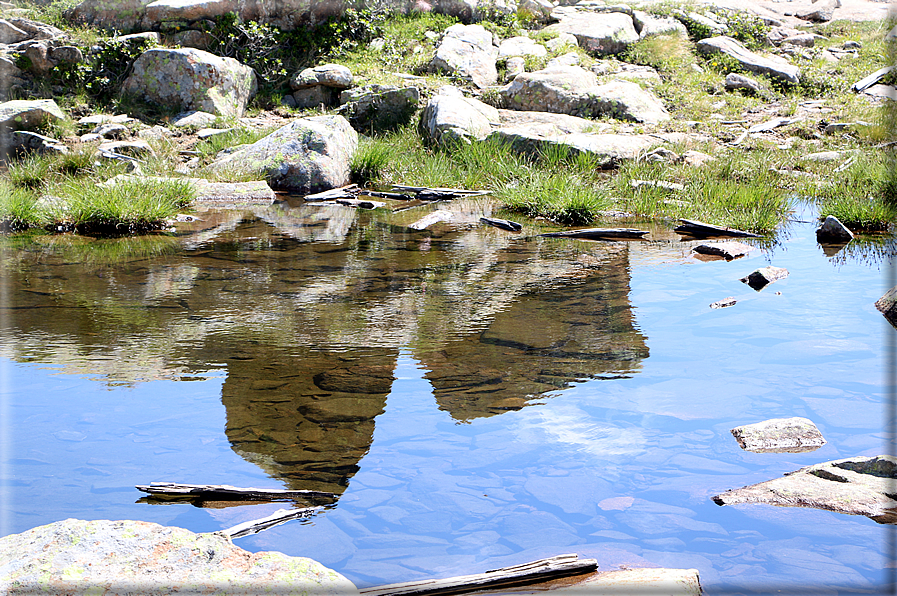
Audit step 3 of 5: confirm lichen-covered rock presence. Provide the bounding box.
[339,84,420,131]
[725,72,761,94]
[419,85,499,145]
[713,455,897,524]
[290,63,354,90]
[0,518,358,595]
[122,48,256,118]
[697,36,800,84]
[0,99,65,130]
[543,8,638,55]
[430,24,498,88]
[502,66,670,124]
[211,115,358,193]
[145,0,239,23]
[731,417,825,453]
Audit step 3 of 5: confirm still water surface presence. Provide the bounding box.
[0,201,894,594]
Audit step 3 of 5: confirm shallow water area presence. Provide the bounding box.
[0,201,894,594]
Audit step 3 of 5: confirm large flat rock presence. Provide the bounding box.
[697,36,800,84]
[713,455,897,524]
[0,518,358,595]
[543,8,639,55]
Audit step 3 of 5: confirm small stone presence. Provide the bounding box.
[170,110,218,128]
[79,132,102,143]
[293,85,335,109]
[842,40,861,50]
[92,123,128,139]
[137,125,174,140]
[816,215,854,243]
[291,63,354,90]
[505,56,526,80]
[710,296,737,309]
[196,127,233,139]
[731,417,826,453]
[683,150,714,166]
[97,139,155,158]
[545,33,578,51]
[725,72,762,94]
[740,265,789,290]
[630,179,684,191]
[693,241,755,260]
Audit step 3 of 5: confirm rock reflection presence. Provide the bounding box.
[0,204,647,492]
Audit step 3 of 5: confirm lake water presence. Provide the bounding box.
[1,200,894,594]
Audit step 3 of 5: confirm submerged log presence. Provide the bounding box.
[540,228,648,240]
[336,198,386,209]
[675,219,761,238]
[359,554,598,596]
[221,507,320,539]
[135,482,337,502]
[479,217,522,232]
[410,209,454,230]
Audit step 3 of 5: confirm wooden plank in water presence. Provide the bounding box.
[674,219,761,238]
[540,228,648,240]
[304,184,358,202]
[359,554,598,596]
[135,482,336,502]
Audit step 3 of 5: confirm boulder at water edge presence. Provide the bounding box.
[730,416,825,453]
[875,286,897,328]
[0,519,357,595]
[122,48,256,118]
[816,214,854,243]
[211,115,358,194]
[419,85,499,145]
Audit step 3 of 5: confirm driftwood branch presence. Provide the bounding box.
[304,184,359,202]
[541,228,648,240]
[135,482,337,502]
[674,219,761,238]
[480,217,522,232]
[220,507,319,539]
[359,554,598,596]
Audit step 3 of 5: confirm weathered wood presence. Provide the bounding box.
[540,228,649,240]
[851,66,895,93]
[391,185,491,201]
[303,184,359,202]
[479,217,522,232]
[221,507,319,539]
[359,554,598,596]
[674,219,761,238]
[135,482,337,502]
[336,198,387,209]
[361,190,416,200]
[410,209,454,230]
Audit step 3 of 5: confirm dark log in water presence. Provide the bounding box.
[359,554,598,596]
[135,482,337,502]
[674,219,761,238]
[479,217,523,232]
[540,228,648,240]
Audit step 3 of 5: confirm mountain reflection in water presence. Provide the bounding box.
[1,203,646,495]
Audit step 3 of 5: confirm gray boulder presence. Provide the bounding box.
[0,99,65,130]
[543,8,638,55]
[290,63,354,109]
[693,241,755,260]
[122,48,257,118]
[633,10,687,39]
[713,455,897,524]
[498,36,547,58]
[339,84,419,131]
[430,24,498,88]
[211,115,358,193]
[9,130,68,156]
[0,518,358,594]
[731,417,825,453]
[0,17,29,43]
[419,85,499,145]
[502,66,670,124]
[725,72,761,94]
[816,214,853,243]
[144,0,239,23]
[170,110,218,128]
[697,36,800,84]
[796,0,839,22]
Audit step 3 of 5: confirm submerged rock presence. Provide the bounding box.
[0,518,358,595]
[713,455,897,524]
[731,417,825,453]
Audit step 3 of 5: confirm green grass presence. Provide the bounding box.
[0,181,44,231]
